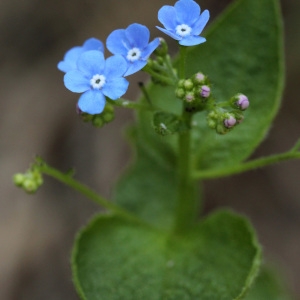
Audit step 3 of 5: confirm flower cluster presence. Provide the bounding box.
[58,24,160,115]
[58,0,210,116]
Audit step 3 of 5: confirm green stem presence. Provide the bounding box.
[143,65,175,86]
[138,82,153,106]
[164,54,178,82]
[179,46,187,79]
[110,98,160,112]
[192,151,300,180]
[173,110,199,234]
[38,162,142,223]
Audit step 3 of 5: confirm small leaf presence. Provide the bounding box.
[72,210,261,300]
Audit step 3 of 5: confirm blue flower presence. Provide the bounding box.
[106,23,160,76]
[57,38,104,73]
[64,50,129,114]
[156,0,210,46]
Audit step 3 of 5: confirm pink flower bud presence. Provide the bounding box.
[224,116,236,128]
[185,93,194,102]
[236,94,249,110]
[200,85,210,98]
[195,72,205,83]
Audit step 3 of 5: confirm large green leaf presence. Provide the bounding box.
[112,137,178,229]
[245,267,293,300]
[73,210,261,300]
[136,0,284,171]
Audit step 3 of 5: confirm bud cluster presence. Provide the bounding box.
[14,167,43,194]
[78,103,115,128]
[207,94,249,135]
[175,72,211,112]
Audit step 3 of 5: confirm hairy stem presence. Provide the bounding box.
[38,160,143,223]
[192,150,300,180]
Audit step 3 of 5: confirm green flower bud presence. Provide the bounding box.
[22,179,38,194]
[175,88,185,99]
[154,37,168,57]
[216,123,228,135]
[14,173,25,187]
[183,79,194,91]
[177,79,185,88]
[207,119,217,129]
[103,113,114,123]
[92,117,104,128]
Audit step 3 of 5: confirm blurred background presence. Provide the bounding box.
[0,0,299,299]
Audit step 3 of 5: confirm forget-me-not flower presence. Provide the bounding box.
[64,50,129,114]
[106,23,160,76]
[58,38,104,73]
[156,0,210,46]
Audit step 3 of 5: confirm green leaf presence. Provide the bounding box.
[72,210,261,300]
[137,0,284,172]
[245,267,293,300]
[112,138,178,228]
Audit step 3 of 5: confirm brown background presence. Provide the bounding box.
[0,0,300,299]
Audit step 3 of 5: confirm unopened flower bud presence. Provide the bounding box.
[194,72,206,83]
[236,94,249,110]
[208,111,218,119]
[207,119,217,129]
[175,88,185,99]
[183,79,194,91]
[24,179,40,193]
[14,173,25,187]
[185,93,195,103]
[177,79,185,88]
[216,124,227,135]
[233,111,244,124]
[224,115,236,128]
[200,85,210,98]
[154,37,168,57]
[92,117,104,127]
[103,112,114,123]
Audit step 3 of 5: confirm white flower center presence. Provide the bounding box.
[176,24,192,37]
[127,48,141,62]
[90,74,106,89]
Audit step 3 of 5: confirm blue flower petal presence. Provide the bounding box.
[125,23,150,49]
[57,47,82,73]
[106,29,130,55]
[102,78,129,100]
[193,10,210,35]
[156,26,181,41]
[175,0,200,25]
[64,70,90,93]
[104,55,128,78]
[77,90,106,114]
[83,38,104,52]
[124,60,148,76]
[179,36,206,46]
[158,6,177,30]
[77,50,105,76]
[142,38,160,59]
